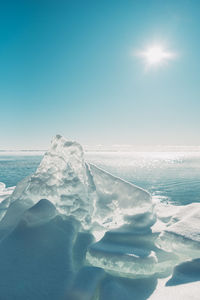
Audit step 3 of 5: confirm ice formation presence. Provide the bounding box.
[0,135,154,240]
[0,135,200,299]
[156,202,200,260]
[0,183,15,222]
[0,182,14,202]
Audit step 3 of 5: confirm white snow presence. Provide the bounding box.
[148,277,200,300]
[156,202,200,260]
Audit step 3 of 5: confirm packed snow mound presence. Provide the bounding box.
[0,199,81,300]
[166,258,200,286]
[157,203,200,259]
[0,135,153,240]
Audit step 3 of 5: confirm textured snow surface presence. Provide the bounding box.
[0,135,200,300]
[155,202,200,260]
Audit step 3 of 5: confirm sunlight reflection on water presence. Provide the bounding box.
[0,152,200,206]
[85,152,200,205]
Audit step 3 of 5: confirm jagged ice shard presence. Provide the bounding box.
[0,135,200,300]
[0,135,154,238]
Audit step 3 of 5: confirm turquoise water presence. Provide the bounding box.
[0,152,200,205]
[0,155,41,187]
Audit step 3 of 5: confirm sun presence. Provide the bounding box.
[145,46,170,64]
[137,45,175,67]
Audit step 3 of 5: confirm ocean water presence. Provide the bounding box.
[0,151,200,206]
[0,155,42,188]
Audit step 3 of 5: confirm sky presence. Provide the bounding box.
[0,0,200,149]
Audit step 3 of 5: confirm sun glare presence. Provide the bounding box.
[137,45,175,67]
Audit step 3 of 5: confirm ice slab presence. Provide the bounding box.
[86,228,177,278]
[89,163,153,231]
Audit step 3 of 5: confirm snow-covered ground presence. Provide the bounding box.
[0,135,199,300]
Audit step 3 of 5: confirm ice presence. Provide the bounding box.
[7,135,95,229]
[89,164,153,232]
[0,182,5,190]
[0,198,10,222]
[0,182,15,202]
[0,135,200,299]
[0,135,154,241]
[156,203,200,260]
[86,225,177,277]
[0,135,162,299]
[0,136,94,239]
[0,183,15,222]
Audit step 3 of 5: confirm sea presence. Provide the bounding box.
[0,150,200,206]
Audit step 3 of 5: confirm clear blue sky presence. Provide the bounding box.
[0,0,200,149]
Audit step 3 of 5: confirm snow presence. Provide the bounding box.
[148,277,200,300]
[0,182,15,202]
[0,199,79,300]
[0,135,200,299]
[155,202,200,260]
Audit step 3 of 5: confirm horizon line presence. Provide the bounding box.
[0,145,200,153]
